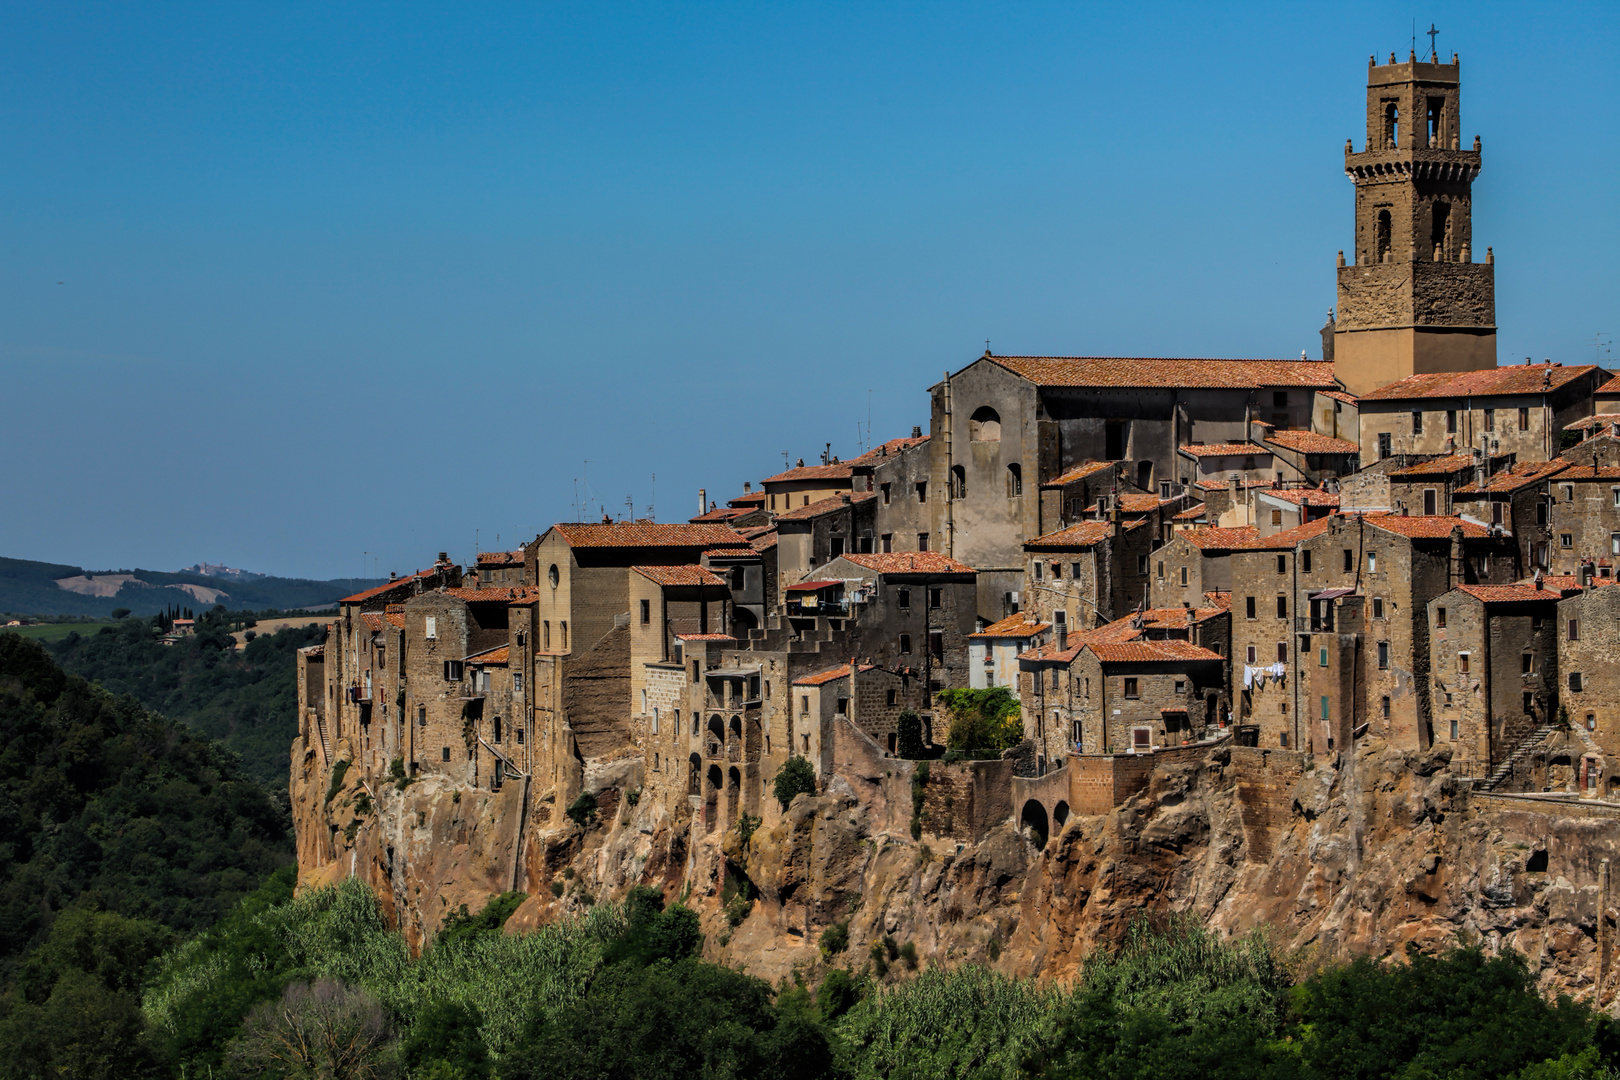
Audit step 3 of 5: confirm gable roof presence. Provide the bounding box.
[631,565,726,587]
[464,644,510,664]
[1024,519,1147,549]
[1453,459,1569,494]
[848,436,930,465]
[1387,453,1477,477]
[442,587,538,603]
[774,490,876,521]
[1178,442,1267,458]
[1565,414,1620,433]
[969,614,1051,639]
[1176,526,1261,551]
[1365,514,1491,539]
[1453,584,1565,604]
[761,462,854,484]
[476,549,525,566]
[983,354,1337,390]
[1085,640,1224,664]
[1319,389,1360,405]
[548,522,749,549]
[1042,461,1119,488]
[1360,363,1600,402]
[341,566,437,604]
[1239,516,1336,549]
[792,662,876,687]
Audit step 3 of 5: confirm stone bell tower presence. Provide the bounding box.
[1330,49,1496,396]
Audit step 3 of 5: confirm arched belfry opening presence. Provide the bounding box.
[969,406,1001,442]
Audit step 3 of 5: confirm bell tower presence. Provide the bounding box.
[1331,49,1496,396]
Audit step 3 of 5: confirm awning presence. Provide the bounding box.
[1310,587,1356,601]
[786,580,843,592]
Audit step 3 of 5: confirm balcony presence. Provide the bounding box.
[346,685,372,704]
[1294,616,1335,633]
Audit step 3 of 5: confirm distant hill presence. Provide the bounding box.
[0,555,383,618]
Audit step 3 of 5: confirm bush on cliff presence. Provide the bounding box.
[937,687,1022,758]
[772,755,818,810]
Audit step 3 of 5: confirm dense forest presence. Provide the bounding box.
[4,634,1618,1079]
[48,608,322,784]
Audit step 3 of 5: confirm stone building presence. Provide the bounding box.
[968,614,1049,690]
[1022,517,1154,633]
[773,491,879,591]
[1154,525,1260,603]
[1329,52,1497,395]
[1426,583,1562,779]
[1554,581,1620,797]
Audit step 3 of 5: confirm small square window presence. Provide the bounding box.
[1561,533,1574,549]
[1245,645,1257,663]
[1436,606,1447,628]
[442,746,451,761]
[1458,652,1471,674]
[1124,677,1139,699]
[1570,672,1584,692]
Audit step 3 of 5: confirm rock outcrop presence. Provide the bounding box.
[294,731,1620,1003]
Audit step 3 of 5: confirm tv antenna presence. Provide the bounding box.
[1590,333,1612,367]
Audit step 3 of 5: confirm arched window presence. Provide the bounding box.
[1383,101,1399,148]
[969,406,1001,442]
[1430,200,1450,261]
[1376,210,1393,263]
[548,564,560,588]
[951,465,967,500]
[1007,463,1022,497]
[560,621,568,649]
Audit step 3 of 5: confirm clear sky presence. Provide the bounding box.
[2,2,1615,580]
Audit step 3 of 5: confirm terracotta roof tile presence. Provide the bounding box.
[774,490,877,521]
[1360,363,1600,401]
[848,436,930,465]
[729,492,767,507]
[1194,477,1272,492]
[631,565,726,587]
[1240,517,1335,549]
[1116,493,1175,512]
[465,644,510,664]
[969,614,1051,639]
[761,462,855,484]
[1042,461,1119,488]
[1454,585,1564,604]
[1388,453,1477,477]
[1086,640,1224,663]
[674,632,736,642]
[1548,465,1620,480]
[548,522,749,549]
[1319,390,1360,405]
[1365,514,1491,539]
[1264,429,1360,454]
[1454,459,1569,494]
[792,662,876,687]
[1565,414,1620,432]
[1173,503,1208,520]
[1261,487,1341,507]
[1176,526,1261,550]
[1178,442,1267,457]
[985,355,1337,390]
[476,550,525,565]
[1024,519,1147,549]
[837,552,975,575]
[341,567,436,604]
[361,612,385,631]
[442,587,539,603]
[690,506,750,523]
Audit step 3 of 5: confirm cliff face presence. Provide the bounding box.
[294,731,1620,1001]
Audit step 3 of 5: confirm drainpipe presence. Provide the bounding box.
[941,372,955,559]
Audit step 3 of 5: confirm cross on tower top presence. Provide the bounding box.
[1427,24,1439,62]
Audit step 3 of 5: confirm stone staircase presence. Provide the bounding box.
[1484,725,1554,791]
[309,708,332,765]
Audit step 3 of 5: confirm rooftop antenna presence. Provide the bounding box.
[1590,333,1612,367]
[1427,22,1438,61]
[625,495,634,522]
[649,473,656,522]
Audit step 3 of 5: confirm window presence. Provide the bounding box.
[1423,488,1437,515]
[1156,561,1163,579]
[425,616,437,640]
[1523,692,1534,713]
[1033,562,1042,581]
[1319,646,1329,667]
[517,729,524,745]
[560,622,568,649]
[1273,391,1288,408]
[1276,595,1287,619]
[640,599,651,625]
[1519,407,1530,432]
[1321,695,1330,720]
[928,588,942,609]
[916,481,927,503]
[1180,566,1189,586]
[969,405,1001,441]
[1124,677,1139,699]
[1381,695,1391,719]
[1412,410,1424,434]
[830,536,845,559]
[836,697,848,716]
[1372,598,1384,619]
[1052,562,1063,580]
[442,746,451,761]
[1105,421,1128,460]
[1562,533,1574,549]
[950,465,967,500]
[543,621,551,648]
[1271,509,1283,526]
[929,631,944,658]
[1436,606,1447,628]
[1072,562,1082,578]
[443,660,464,681]
[1343,549,1353,572]
[1007,463,1022,496]
[1276,642,1288,663]
[886,689,897,706]
[881,483,891,505]
[1246,645,1257,664]
[1570,672,1584,692]
[1137,555,1149,577]
[897,588,911,609]
[1378,433,1392,459]
[1277,555,1287,574]
[1458,652,1470,674]
[881,533,892,553]
[1377,641,1390,669]
[514,673,524,694]
[418,706,427,726]
[651,707,659,733]
[1443,409,1456,434]
[1484,408,1495,432]
[1569,619,1580,641]
[1367,551,1378,574]
[1050,668,1059,691]
[1564,485,1575,503]
[917,533,929,551]
[549,564,560,588]
[1302,550,1312,573]
[1245,596,1257,619]
[1174,680,1185,693]
[1449,718,1459,740]
[899,634,912,654]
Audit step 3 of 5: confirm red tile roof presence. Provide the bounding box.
[341,567,436,604]
[1194,477,1273,492]
[1319,389,1360,405]
[1261,487,1341,507]
[443,587,539,603]
[792,662,876,687]
[1179,442,1267,457]
[1365,514,1491,539]
[1264,429,1361,454]
[1360,363,1600,401]
[674,632,737,642]
[786,579,843,592]
[1176,526,1262,550]
[761,462,855,484]
[742,527,778,552]
[690,506,750,523]
[1388,453,1477,477]
[548,523,749,549]
[985,355,1337,390]
[1454,459,1569,494]
[1024,519,1147,549]
[476,550,524,565]
[1116,493,1176,513]
[361,612,385,631]
[1042,461,1119,488]
[1454,584,1564,604]
[837,552,975,575]
[1240,517,1336,549]
[729,491,767,507]
[1173,503,1208,521]
[969,614,1051,639]
[774,490,876,521]
[465,644,510,664]
[1547,464,1620,480]
[631,565,726,587]
[1086,640,1224,663]
[1565,414,1620,433]
[1017,606,1225,662]
[848,436,929,464]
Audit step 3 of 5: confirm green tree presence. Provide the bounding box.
[402,1000,491,1079]
[937,688,1022,756]
[773,755,818,810]
[896,710,927,758]
[225,978,395,1080]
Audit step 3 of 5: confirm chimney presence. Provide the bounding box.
[744,481,752,493]
[912,425,922,438]
[389,571,397,581]
[698,488,706,515]
[840,493,851,505]
[438,552,449,564]
[1228,472,1240,512]
[1449,526,1465,587]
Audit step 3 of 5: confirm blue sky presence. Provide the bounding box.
[1,2,1615,580]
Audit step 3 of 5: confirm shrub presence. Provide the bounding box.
[772,756,818,810]
[549,880,564,897]
[819,921,849,958]
[324,759,350,804]
[910,761,929,840]
[735,812,762,847]
[388,756,411,791]
[869,941,889,979]
[937,688,1022,755]
[565,792,598,827]
[899,941,918,970]
[815,967,864,1023]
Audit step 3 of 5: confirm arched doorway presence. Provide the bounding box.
[707,715,725,758]
[705,764,723,833]
[1052,801,1069,830]
[1020,799,1049,848]
[727,766,741,823]
[687,753,702,796]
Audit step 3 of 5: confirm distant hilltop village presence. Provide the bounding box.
[292,52,1620,977]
